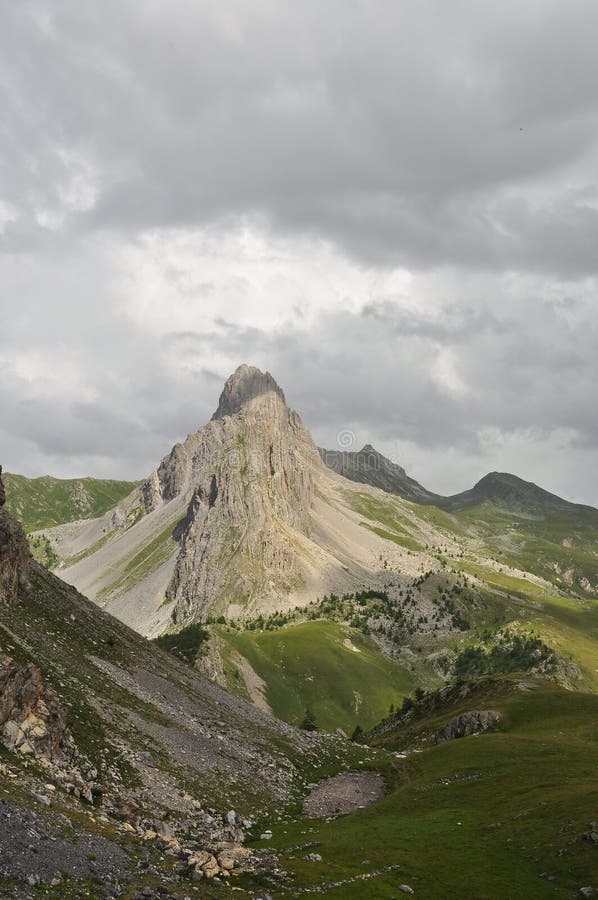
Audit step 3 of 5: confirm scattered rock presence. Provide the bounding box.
[215,841,254,873]
[399,885,415,895]
[224,809,237,826]
[137,751,155,767]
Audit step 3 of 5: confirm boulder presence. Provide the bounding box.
[214,841,254,873]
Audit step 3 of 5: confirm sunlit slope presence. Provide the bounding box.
[3,472,139,532]
[215,620,415,732]
[346,488,598,691]
[255,677,598,898]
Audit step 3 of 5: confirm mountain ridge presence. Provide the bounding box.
[320,443,597,514]
[442,469,598,513]
[30,365,598,637]
[319,443,442,504]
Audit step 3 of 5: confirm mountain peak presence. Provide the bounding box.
[319,444,440,504]
[443,470,585,513]
[211,364,286,420]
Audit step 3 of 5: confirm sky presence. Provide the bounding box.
[2,0,598,504]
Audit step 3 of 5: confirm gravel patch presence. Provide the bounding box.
[302,771,386,818]
[0,798,129,892]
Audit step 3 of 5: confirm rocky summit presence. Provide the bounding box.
[320,443,441,503]
[145,364,318,625]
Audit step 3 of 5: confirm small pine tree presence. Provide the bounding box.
[300,708,317,731]
[351,724,364,743]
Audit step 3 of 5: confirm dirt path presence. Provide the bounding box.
[302,771,386,817]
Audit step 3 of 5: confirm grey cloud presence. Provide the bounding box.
[3,1,598,273]
[2,276,598,502]
[162,291,598,463]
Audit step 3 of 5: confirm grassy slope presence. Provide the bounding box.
[206,487,598,741]
[346,488,598,685]
[96,516,183,601]
[454,501,598,595]
[254,678,598,898]
[3,473,138,531]
[217,620,416,732]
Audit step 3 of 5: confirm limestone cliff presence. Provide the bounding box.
[0,465,30,605]
[143,365,322,623]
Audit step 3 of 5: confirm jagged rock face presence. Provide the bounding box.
[0,466,30,606]
[141,366,322,623]
[0,651,75,764]
[211,363,286,420]
[433,709,501,743]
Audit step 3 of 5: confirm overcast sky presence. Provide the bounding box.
[2,1,598,504]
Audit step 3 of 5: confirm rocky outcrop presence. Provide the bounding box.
[0,465,30,605]
[433,709,501,743]
[0,651,76,765]
[211,364,286,420]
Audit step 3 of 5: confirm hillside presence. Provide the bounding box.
[319,446,595,516]
[442,470,598,514]
[1,476,378,895]
[271,674,598,898]
[3,442,598,895]
[3,472,138,532]
[318,447,598,599]
[211,619,415,733]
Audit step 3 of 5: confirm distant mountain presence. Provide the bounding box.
[319,444,441,503]
[3,473,139,532]
[320,446,596,516]
[440,471,597,514]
